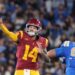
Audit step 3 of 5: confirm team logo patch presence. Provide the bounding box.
[71,47,75,56]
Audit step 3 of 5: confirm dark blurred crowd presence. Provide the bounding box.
[0,0,75,75]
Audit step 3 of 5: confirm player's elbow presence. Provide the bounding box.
[11,36,18,42]
[7,34,18,42]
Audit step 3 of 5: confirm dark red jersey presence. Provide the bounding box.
[16,31,48,70]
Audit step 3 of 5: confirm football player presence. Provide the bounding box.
[47,41,75,75]
[0,18,49,75]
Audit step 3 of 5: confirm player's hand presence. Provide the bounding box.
[37,42,43,54]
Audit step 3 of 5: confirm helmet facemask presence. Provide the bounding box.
[25,25,41,36]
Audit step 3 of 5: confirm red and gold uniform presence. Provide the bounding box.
[15,31,48,75]
[0,24,48,75]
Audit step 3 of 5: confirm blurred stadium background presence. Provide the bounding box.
[0,0,75,75]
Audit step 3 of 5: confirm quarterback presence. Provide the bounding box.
[47,41,75,75]
[0,18,48,75]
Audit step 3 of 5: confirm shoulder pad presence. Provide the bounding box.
[39,37,48,48]
[62,41,70,47]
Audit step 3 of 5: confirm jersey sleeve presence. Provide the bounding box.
[55,41,70,57]
[39,37,48,48]
[15,31,23,39]
[43,38,48,48]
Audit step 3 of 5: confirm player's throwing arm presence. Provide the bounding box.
[0,18,18,41]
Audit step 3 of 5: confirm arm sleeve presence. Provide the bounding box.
[55,47,64,57]
[0,24,18,41]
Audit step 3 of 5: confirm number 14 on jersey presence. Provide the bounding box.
[22,45,38,62]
